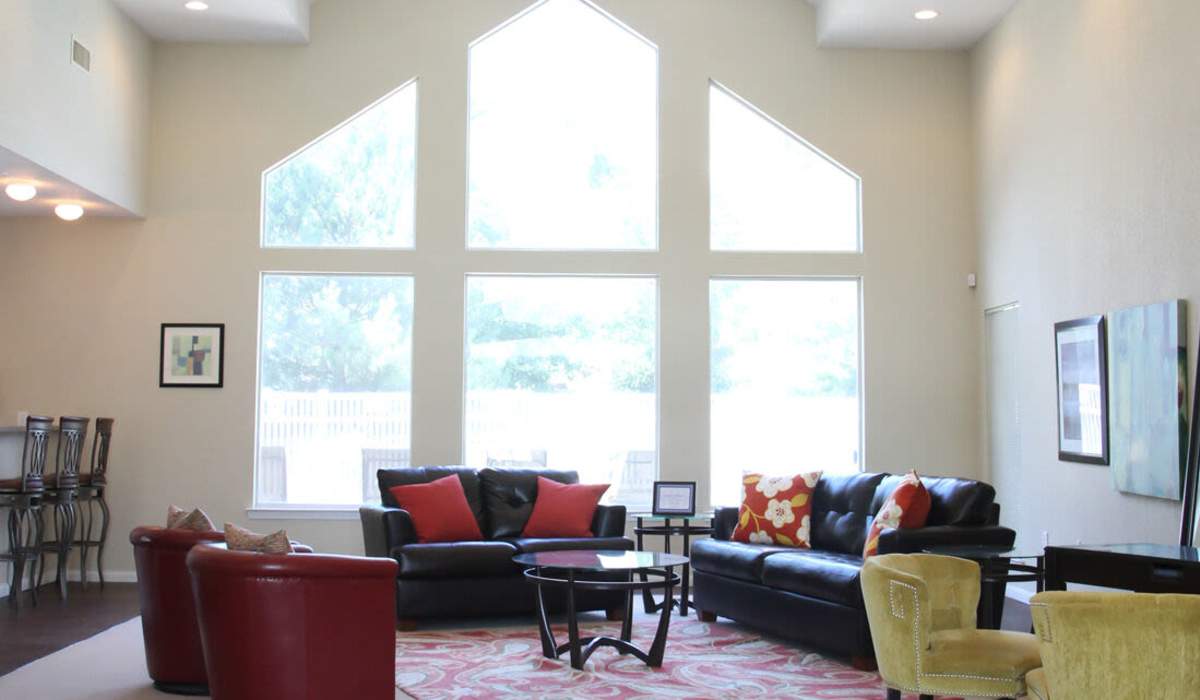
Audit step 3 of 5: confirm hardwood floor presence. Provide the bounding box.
[0,583,140,676]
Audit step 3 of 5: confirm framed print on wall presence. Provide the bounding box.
[1055,315,1108,464]
[652,481,697,516]
[160,323,225,388]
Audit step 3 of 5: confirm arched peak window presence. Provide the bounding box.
[710,82,861,252]
[468,0,658,250]
[262,80,417,248]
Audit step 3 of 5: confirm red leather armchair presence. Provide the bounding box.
[130,526,226,694]
[187,543,399,700]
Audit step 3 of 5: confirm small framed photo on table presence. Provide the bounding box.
[160,323,225,388]
[652,481,697,517]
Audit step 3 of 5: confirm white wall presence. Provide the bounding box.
[0,0,151,215]
[0,0,979,576]
[973,0,1200,555]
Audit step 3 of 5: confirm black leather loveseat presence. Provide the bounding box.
[692,472,1013,665]
[360,466,633,625]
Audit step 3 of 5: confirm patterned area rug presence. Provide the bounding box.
[394,618,948,699]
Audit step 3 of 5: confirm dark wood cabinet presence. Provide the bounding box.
[1044,544,1200,593]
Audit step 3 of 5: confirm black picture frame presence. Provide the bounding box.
[160,323,225,388]
[1054,315,1108,464]
[652,481,696,516]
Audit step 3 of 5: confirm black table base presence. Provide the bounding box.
[524,566,682,670]
[634,516,713,616]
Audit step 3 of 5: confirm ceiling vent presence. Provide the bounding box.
[71,36,91,72]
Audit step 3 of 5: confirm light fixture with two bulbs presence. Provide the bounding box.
[914,9,940,21]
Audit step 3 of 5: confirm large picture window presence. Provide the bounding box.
[710,278,862,506]
[262,81,417,249]
[464,276,658,507]
[710,83,860,252]
[467,0,658,250]
[256,274,414,507]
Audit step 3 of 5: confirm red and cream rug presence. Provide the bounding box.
[394,617,945,699]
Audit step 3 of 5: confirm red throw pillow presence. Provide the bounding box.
[863,470,932,558]
[731,471,822,548]
[522,477,610,538]
[388,475,484,543]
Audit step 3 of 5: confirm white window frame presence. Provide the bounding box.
[460,273,662,505]
[249,270,416,517]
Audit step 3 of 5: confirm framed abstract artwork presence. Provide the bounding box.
[1107,300,1188,500]
[160,323,225,388]
[1055,315,1108,464]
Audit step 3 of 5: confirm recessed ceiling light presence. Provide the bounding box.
[184,1,209,11]
[914,9,940,21]
[54,203,84,221]
[4,182,37,202]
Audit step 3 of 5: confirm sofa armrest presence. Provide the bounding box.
[876,525,1016,555]
[591,504,626,538]
[712,507,739,541]
[359,505,416,558]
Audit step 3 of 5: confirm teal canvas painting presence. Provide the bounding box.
[1107,300,1188,500]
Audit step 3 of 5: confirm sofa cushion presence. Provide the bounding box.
[378,467,487,534]
[506,537,633,554]
[690,539,792,583]
[810,472,887,555]
[392,541,519,578]
[388,475,485,543]
[759,550,865,608]
[873,475,995,527]
[479,468,578,539]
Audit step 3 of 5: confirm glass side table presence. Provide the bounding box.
[630,512,714,616]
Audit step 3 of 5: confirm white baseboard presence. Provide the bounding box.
[1,569,136,597]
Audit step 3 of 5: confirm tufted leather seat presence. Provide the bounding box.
[690,539,793,582]
[692,472,1014,662]
[361,466,634,624]
[394,541,519,577]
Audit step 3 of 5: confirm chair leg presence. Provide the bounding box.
[30,504,44,607]
[920,695,934,700]
[58,500,77,600]
[96,493,110,588]
[885,689,901,700]
[7,509,23,610]
[78,499,92,590]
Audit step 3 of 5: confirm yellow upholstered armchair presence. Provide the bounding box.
[861,554,1041,699]
[1026,591,1200,700]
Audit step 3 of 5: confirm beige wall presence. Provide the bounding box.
[972,0,1200,556]
[0,0,978,578]
[0,0,151,215]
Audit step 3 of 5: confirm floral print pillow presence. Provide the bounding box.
[862,470,931,558]
[731,471,822,548]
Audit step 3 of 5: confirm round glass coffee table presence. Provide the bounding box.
[513,549,688,670]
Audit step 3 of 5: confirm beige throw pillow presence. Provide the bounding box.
[224,522,293,554]
[167,505,217,532]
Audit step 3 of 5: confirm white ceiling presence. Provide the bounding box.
[0,146,127,218]
[112,0,311,44]
[808,0,1018,50]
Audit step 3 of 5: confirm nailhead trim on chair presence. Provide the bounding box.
[887,579,1025,697]
[1030,603,1053,642]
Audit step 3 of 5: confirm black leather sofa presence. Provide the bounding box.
[691,472,1013,665]
[360,466,633,625]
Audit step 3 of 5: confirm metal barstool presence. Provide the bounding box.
[0,415,52,609]
[38,416,89,600]
[77,417,114,588]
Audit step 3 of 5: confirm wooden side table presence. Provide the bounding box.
[632,513,713,616]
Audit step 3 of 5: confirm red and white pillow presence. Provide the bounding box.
[863,470,931,558]
[731,471,822,548]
